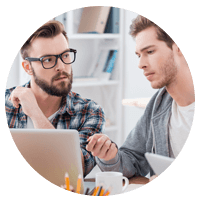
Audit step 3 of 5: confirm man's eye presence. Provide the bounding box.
[136,54,140,58]
[43,57,52,63]
[147,50,154,54]
[44,59,50,62]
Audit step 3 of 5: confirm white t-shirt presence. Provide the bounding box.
[169,100,195,158]
[27,111,59,129]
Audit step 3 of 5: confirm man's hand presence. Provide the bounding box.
[9,86,40,118]
[86,134,118,161]
[149,175,158,182]
[9,86,55,129]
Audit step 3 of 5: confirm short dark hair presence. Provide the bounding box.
[130,15,174,49]
[20,20,68,59]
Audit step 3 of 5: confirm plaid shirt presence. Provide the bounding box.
[5,82,105,176]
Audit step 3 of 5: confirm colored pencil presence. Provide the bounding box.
[84,187,90,195]
[97,186,103,196]
[92,186,99,196]
[104,190,110,196]
[76,174,82,194]
[65,172,70,191]
[99,187,105,196]
[82,141,89,145]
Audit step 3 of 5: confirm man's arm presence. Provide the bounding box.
[29,108,55,129]
[9,86,55,129]
[94,121,150,178]
[79,102,106,177]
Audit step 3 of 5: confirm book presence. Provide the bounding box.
[100,50,118,80]
[78,6,111,34]
[104,50,118,72]
[87,49,118,81]
[104,7,120,33]
[90,49,110,78]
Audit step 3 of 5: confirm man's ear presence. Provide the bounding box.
[22,60,33,75]
[172,43,183,57]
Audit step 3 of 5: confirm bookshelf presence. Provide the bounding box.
[59,7,124,146]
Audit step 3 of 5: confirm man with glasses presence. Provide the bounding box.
[5,20,105,177]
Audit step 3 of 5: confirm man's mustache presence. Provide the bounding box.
[52,72,72,82]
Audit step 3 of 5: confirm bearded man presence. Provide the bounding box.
[5,20,105,177]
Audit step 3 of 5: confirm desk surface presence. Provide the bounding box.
[84,176,149,185]
[129,176,149,184]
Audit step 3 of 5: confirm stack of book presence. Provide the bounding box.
[74,49,118,82]
[78,6,119,34]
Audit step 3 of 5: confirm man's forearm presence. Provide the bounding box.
[30,108,55,129]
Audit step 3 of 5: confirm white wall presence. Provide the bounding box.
[6,53,30,89]
[122,10,157,140]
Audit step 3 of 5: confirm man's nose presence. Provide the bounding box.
[55,57,66,72]
[138,56,147,69]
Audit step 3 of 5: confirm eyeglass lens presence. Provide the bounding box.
[42,51,75,69]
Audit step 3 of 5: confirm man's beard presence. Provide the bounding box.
[32,68,73,97]
[152,53,178,89]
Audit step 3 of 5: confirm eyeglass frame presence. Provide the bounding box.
[24,48,77,69]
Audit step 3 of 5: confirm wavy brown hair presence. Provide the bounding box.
[130,15,174,49]
[20,20,68,59]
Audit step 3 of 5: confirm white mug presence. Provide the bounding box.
[95,172,129,195]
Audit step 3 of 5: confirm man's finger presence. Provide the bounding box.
[86,135,98,151]
[12,97,20,108]
[98,139,111,158]
[103,143,118,161]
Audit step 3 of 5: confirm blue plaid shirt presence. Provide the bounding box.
[5,82,105,176]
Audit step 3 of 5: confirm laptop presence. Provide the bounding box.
[145,152,175,175]
[10,129,84,193]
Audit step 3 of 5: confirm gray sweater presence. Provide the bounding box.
[96,87,173,178]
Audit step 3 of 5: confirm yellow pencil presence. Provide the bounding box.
[65,172,70,191]
[99,188,105,196]
[76,174,82,194]
[92,186,99,196]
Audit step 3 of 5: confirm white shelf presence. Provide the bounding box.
[69,34,120,40]
[72,80,119,88]
[66,7,124,146]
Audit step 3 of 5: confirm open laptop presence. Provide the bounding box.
[145,152,175,175]
[10,129,84,193]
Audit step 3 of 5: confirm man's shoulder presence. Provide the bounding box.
[70,91,97,105]
[5,82,29,95]
[69,91,104,112]
[5,86,17,98]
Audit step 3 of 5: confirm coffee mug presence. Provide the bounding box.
[96,172,129,195]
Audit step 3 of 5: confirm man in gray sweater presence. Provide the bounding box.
[86,15,195,178]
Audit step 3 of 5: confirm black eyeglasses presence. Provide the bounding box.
[25,48,77,69]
